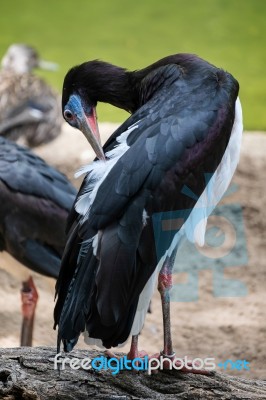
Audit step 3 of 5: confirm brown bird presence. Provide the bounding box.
[0,44,62,147]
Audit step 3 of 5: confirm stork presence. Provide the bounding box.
[0,44,62,147]
[54,54,242,371]
[0,135,76,346]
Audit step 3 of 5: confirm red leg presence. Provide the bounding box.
[20,276,38,346]
[158,253,175,358]
[127,335,148,359]
[153,248,210,374]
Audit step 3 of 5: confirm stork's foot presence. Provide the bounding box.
[149,351,213,375]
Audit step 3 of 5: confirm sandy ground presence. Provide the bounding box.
[0,123,265,380]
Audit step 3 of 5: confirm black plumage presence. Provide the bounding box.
[55,54,241,354]
[0,136,76,278]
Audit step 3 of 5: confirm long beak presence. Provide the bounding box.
[80,107,106,161]
[38,59,59,71]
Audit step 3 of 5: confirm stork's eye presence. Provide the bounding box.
[64,110,74,120]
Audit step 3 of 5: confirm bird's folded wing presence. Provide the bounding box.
[89,74,238,230]
[0,137,76,211]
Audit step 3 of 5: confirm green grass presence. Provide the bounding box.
[0,0,265,129]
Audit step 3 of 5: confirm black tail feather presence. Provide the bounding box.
[56,243,98,348]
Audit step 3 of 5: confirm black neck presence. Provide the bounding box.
[89,54,205,112]
[65,60,138,113]
[63,54,208,114]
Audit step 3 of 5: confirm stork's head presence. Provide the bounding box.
[62,63,105,161]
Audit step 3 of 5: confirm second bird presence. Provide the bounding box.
[0,44,62,147]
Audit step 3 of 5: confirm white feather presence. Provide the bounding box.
[165,97,243,256]
[142,209,149,226]
[74,123,138,216]
[92,233,98,257]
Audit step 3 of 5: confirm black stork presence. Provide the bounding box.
[0,44,62,147]
[0,135,77,346]
[54,54,243,371]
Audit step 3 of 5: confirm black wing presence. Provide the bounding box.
[0,137,77,278]
[90,64,238,228]
[0,136,76,209]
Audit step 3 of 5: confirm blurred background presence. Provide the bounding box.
[0,0,265,128]
[0,0,265,380]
